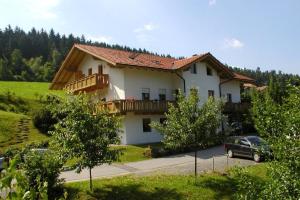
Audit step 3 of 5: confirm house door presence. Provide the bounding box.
[98,65,103,74]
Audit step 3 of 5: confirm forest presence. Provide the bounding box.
[0,25,299,84]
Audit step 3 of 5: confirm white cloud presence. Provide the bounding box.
[224,38,244,49]
[134,23,158,33]
[134,22,158,45]
[87,35,113,43]
[209,0,217,6]
[24,0,61,19]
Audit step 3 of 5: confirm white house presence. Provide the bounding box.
[50,44,254,144]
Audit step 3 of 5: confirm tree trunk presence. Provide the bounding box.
[89,167,93,191]
[194,131,198,182]
[195,148,197,178]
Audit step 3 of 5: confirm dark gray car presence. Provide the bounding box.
[224,135,272,162]
[0,157,4,171]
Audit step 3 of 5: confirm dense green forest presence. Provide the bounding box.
[0,25,299,84]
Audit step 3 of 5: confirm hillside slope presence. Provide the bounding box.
[0,81,64,153]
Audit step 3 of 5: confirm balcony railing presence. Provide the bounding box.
[64,73,109,93]
[223,102,251,113]
[102,100,174,114]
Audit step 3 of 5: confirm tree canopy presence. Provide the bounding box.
[0,25,298,83]
[50,94,121,190]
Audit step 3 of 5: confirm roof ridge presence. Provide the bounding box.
[74,43,177,60]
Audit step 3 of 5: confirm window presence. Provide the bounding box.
[240,139,250,146]
[208,90,215,98]
[173,89,179,101]
[227,93,232,102]
[98,65,103,74]
[190,64,197,74]
[142,88,150,100]
[160,118,167,125]
[143,118,151,132]
[206,67,212,76]
[158,89,166,101]
[88,68,92,76]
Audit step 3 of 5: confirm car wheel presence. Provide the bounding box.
[253,153,260,162]
[228,150,234,158]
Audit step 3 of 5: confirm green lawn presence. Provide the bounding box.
[115,143,162,163]
[65,164,268,200]
[64,143,162,168]
[0,110,49,153]
[0,81,64,100]
[0,81,64,153]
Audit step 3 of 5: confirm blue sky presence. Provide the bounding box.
[0,0,299,74]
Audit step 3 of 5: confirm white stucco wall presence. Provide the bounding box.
[72,55,243,145]
[123,113,163,144]
[76,55,125,100]
[124,67,175,100]
[220,80,241,103]
[182,62,220,102]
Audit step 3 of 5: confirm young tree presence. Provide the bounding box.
[50,94,121,191]
[233,84,300,199]
[151,89,223,178]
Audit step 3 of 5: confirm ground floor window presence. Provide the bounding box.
[227,93,232,102]
[142,118,151,132]
[160,118,167,125]
[208,90,215,98]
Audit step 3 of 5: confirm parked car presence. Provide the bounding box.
[0,157,4,171]
[224,135,272,162]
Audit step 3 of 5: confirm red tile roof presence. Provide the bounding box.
[233,72,255,82]
[50,44,255,89]
[76,44,176,70]
[173,54,207,69]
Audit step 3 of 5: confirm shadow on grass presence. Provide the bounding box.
[196,175,235,200]
[66,183,182,200]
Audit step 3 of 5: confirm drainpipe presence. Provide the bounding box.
[175,72,186,93]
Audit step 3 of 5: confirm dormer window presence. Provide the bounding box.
[206,66,212,76]
[190,63,197,74]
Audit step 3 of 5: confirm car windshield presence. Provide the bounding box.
[247,137,267,146]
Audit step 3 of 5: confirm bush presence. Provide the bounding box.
[32,108,57,135]
[22,150,64,199]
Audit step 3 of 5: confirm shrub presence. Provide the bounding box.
[22,150,64,199]
[32,108,57,135]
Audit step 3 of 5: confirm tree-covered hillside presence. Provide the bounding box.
[0,25,299,84]
[229,66,300,86]
[0,25,172,82]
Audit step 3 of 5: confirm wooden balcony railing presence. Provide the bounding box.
[223,102,251,113]
[64,73,109,93]
[102,100,174,114]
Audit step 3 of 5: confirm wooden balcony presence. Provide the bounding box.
[103,100,174,115]
[223,102,251,114]
[64,73,109,93]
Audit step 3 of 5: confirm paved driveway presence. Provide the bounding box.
[60,145,256,182]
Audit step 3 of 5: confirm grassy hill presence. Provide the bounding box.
[0,81,64,153]
[0,110,49,153]
[0,81,64,100]
[0,81,153,163]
